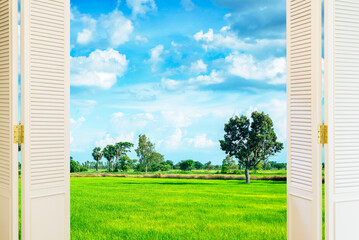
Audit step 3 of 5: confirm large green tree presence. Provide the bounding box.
[113,142,134,171]
[103,145,116,172]
[135,134,155,174]
[92,147,103,171]
[148,152,165,172]
[219,111,283,184]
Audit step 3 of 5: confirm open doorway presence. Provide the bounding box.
[68,0,287,239]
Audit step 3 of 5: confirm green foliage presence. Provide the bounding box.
[135,134,155,174]
[253,162,264,173]
[149,152,164,165]
[267,161,286,170]
[116,155,131,172]
[160,162,171,171]
[149,163,161,172]
[69,178,290,240]
[135,151,167,172]
[220,111,283,183]
[113,142,134,171]
[70,158,88,173]
[204,161,213,170]
[194,161,203,170]
[179,159,194,171]
[92,147,103,171]
[221,155,236,173]
[165,160,174,168]
[103,145,116,172]
[70,160,79,173]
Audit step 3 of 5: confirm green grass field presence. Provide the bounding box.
[19,177,325,239]
[70,178,287,239]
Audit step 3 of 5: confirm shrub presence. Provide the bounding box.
[179,160,194,171]
[194,161,203,170]
[70,160,88,173]
[70,160,79,173]
[160,163,171,171]
[150,163,161,172]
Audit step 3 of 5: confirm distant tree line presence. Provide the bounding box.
[70,156,88,173]
[69,111,284,181]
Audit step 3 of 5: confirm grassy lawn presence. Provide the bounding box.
[19,177,325,239]
[70,178,287,240]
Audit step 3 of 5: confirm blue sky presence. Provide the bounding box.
[69,0,287,164]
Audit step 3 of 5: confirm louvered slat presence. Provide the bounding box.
[287,0,322,239]
[21,0,70,239]
[0,0,18,239]
[325,0,359,239]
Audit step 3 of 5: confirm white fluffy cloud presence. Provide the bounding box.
[161,70,224,91]
[164,131,217,150]
[181,0,196,11]
[77,29,93,45]
[111,112,155,128]
[71,7,97,45]
[135,35,148,42]
[71,117,86,130]
[188,134,216,148]
[161,111,195,128]
[164,128,183,149]
[100,10,134,47]
[71,49,129,89]
[96,133,135,148]
[194,28,285,53]
[189,70,223,85]
[190,59,207,74]
[148,44,164,72]
[126,0,157,17]
[72,7,133,48]
[225,53,286,84]
[194,29,214,42]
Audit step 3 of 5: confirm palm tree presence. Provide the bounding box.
[92,147,103,171]
[103,145,116,172]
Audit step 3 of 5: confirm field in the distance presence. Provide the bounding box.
[70,178,287,240]
[70,169,289,181]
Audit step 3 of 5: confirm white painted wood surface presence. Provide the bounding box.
[21,0,70,239]
[325,0,359,239]
[0,0,18,239]
[287,0,322,239]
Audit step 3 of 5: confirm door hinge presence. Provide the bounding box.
[318,121,328,147]
[14,124,24,145]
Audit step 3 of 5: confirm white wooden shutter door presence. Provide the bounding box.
[287,0,322,239]
[21,0,70,239]
[325,0,359,239]
[0,0,18,239]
